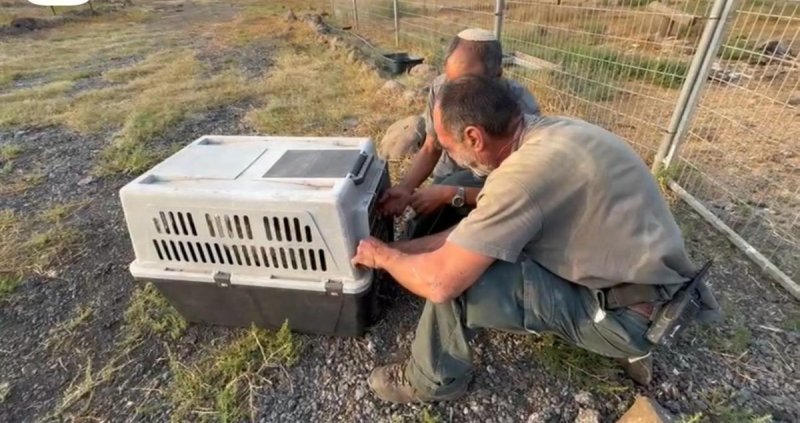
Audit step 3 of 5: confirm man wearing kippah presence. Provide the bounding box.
[379,29,540,236]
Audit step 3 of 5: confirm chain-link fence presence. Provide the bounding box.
[328,0,800,297]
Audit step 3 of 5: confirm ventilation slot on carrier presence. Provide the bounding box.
[263,216,314,243]
[153,211,197,236]
[152,240,328,272]
[206,213,253,240]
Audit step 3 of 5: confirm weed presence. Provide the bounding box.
[420,406,442,423]
[24,225,82,273]
[719,36,756,61]
[679,412,704,423]
[0,172,43,196]
[529,333,628,394]
[784,313,800,332]
[0,145,23,162]
[124,283,186,343]
[169,322,297,423]
[618,0,651,6]
[0,275,23,301]
[45,305,94,351]
[704,323,752,354]
[54,353,134,418]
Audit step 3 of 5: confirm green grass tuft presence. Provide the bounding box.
[529,333,628,394]
[169,322,298,423]
[124,283,187,343]
[0,275,23,301]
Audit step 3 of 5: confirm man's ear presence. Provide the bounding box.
[463,126,485,151]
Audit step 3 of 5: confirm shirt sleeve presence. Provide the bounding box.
[448,177,543,262]
[424,91,437,140]
[510,81,541,116]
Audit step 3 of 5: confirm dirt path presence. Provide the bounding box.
[0,1,798,422]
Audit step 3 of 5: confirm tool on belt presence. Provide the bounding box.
[602,261,718,346]
[644,261,714,346]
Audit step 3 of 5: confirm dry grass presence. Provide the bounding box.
[44,305,94,351]
[0,206,83,286]
[168,322,298,423]
[245,34,422,140]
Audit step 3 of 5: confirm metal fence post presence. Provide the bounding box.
[493,0,505,40]
[351,0,359,29]
[393,0,400,47]
[651,0,736,173]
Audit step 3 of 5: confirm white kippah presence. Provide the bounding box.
[457,28,496,42]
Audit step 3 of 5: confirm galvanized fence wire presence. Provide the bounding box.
[669,0,800,283]
[326,0,800,292]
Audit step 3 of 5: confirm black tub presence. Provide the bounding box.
[382,52,424,75]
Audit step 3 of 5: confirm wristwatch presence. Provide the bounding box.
[450,186,466,208]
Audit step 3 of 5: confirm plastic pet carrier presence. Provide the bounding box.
[119,135,393,337]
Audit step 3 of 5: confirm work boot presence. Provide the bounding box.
[618,354,653,386]
[367,362,468,403]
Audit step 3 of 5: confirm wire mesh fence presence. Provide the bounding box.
[327,0,800,292]
[668,0,800,284]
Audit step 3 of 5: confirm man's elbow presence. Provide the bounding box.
[426,277,465,304]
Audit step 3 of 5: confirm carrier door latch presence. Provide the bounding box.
[213,271,232,287]
[325,280,343,296]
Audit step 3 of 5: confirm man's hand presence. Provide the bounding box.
[410,185,456,216]
[378,186,413,217]
[352,236,391,269]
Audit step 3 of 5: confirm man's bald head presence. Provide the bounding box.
[443,28,504,81]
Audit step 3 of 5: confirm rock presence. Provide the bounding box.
[379,80,405,93]
[77,176,95,186]
[409,63,438,82]
[354,386,366,400]
[402,89,419,103]
[756,40,795,64]
[284,9,297,22]
[575,408,600,423]
[788,95,800,107]
[526,412,549,423]
[617,396,675,423]
[574,391,593,406]
[342,117,359,129]
[709,62,744,84]
[378,115,425,159]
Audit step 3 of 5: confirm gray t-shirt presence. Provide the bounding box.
[448,115,695,289]
[425,74,541,179]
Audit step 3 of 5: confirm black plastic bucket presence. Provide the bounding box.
[382,52,424,75]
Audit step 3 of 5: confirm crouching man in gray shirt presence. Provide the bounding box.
[353,76,714,403]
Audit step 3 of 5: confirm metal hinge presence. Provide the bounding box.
[325,280,343,296]
[213,271,231,288]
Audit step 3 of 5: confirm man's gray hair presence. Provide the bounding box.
[443,31,504,77]
[437,76,521,143]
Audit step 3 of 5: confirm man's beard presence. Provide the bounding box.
[451,149,496,178]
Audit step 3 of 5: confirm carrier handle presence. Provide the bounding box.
[348,152,373,186]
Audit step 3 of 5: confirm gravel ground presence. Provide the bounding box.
[1,2,799,422]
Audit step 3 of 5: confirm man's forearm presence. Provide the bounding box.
[391,227,454,254]
[398,136,441,190]
[376,248,447,302]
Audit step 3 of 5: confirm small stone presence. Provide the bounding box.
[409,63,437,81]
[526,412,548,423]
[574,391,593,406]
[379,80,405,93]
[788,96,800,107]
[347,49,358,63]
[575,408,600,423]
[617,396,675,423]
[402,89,419,102]
[329,36,339,51]
[78,175,95,186]
[354,386,366,400]
[342,117,359,129]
